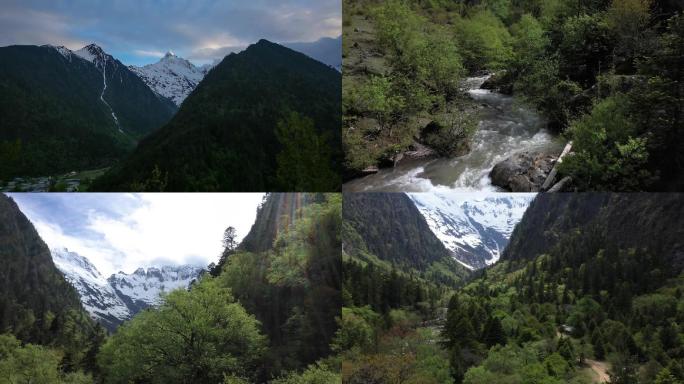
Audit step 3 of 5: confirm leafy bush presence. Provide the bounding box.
[514,58,584,127]
[560,95,656,190]
[333,307,380,353]
[271,363,341,384]
[0,334,93,384]
[509,14,549,72]
[344,76,405,123]
[559,14,615,86]
[454,10,513,71]
[421,111,477,157]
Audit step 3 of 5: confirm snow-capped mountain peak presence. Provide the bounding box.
[409,193,534,270]
[129,52,208,106]
[74,43,111,68]
[52,247,105,284]
[50,248,203,332]
[51,248,131,331]
[42,44,72,60]
[108,264,203,310]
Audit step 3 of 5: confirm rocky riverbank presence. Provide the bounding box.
[489,151,556,192]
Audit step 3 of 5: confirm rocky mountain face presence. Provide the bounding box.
[129,52,211,106]
[51,248,130,332]
[70,43,178,138]
[129,37,341,106]
[51,248,202,332]
[74,44,113,70]
[409,193,534,270]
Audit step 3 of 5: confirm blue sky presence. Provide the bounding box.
[9,193,264,277]
[0,0,341,65]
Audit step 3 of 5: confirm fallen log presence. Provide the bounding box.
[548,176,573,192]
[541,141,573,191]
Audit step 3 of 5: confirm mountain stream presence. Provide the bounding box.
[343,76,564,192]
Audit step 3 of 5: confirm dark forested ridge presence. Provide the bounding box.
[0,193,104,380]
[343,192,468,279]
[0,45,176,180]
[93,40,343,192]
[504,193,684,267]
[92,47,178,139]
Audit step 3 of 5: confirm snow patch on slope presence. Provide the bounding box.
[43,44,72,60]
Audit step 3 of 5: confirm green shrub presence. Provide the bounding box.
[560,95,656,190]
[454,10,513,71]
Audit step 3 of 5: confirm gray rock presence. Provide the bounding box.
[490,151,556,192]
[403,142,438,161]
[481,71,513,95]
[361,165,379,175]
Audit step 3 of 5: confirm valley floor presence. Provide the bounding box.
[0,167,108,192]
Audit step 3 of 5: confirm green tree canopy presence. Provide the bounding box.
[98,280,267,384]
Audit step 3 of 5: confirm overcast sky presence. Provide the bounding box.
[0,0,341,65]
[9,193,264,277]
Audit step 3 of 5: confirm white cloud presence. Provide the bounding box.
[14,193,264,277]
[1,0,340,66]
[133,49,165,58]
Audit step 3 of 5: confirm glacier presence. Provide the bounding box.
[408,193,534,269]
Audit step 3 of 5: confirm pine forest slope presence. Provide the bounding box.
[73,44,177,139]
[0,193,101,370]
[239,193,326,254]
[503,193,684,268]
[0,45,129,178]
[0,45,176,179]
[93,40,342,192]
[441,193,684,383]
[343,192,470,287]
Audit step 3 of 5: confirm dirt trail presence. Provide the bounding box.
[586,359,610,383]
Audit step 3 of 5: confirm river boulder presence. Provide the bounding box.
[480,71,514,95]
[490,151,556,192]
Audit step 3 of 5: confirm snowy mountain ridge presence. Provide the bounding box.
[408,193,534,270]
[45,40,339,107]
[129,52,211,106]
[74,43,115,70]
[43,44,73,60]
[108,264,203,314]
[51,248,203,331]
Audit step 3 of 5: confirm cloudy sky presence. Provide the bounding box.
[0,0,340,65]
[9,193,264,277]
